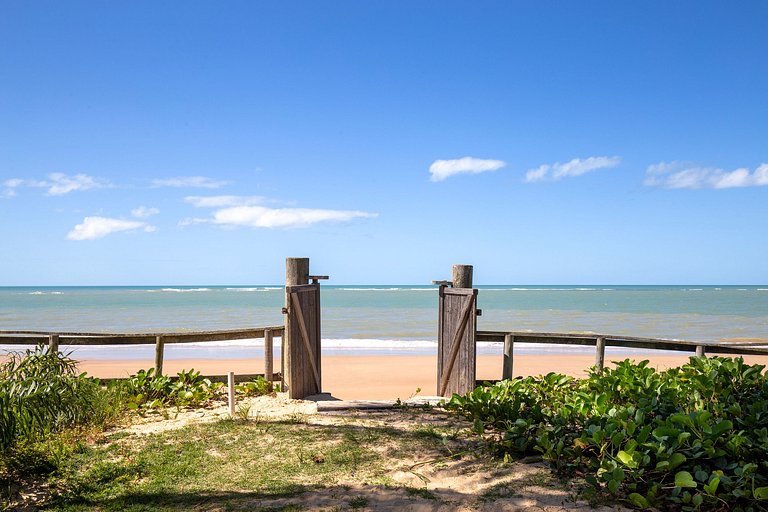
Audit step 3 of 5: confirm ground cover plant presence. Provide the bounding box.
[235,374,277,396]
[125,368,224,410]
[445,356,768,511]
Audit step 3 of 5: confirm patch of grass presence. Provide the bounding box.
[9,403,496,510]
[48,417,403,510]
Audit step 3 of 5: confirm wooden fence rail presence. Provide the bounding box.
[0,326,285,381]
[477,330,768,379]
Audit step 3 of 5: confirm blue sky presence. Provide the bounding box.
[1,1,766,285]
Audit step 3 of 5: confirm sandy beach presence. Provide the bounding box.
[74,352,768,400]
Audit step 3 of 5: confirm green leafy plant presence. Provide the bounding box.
[125,368,223,410]
[0,346,101,451]
[235,375,276,397]
[445,357,768,510]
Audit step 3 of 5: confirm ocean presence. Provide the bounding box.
[1,285,767,360]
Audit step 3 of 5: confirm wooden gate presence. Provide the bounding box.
[436,285,478,396]
[284,283,322,398]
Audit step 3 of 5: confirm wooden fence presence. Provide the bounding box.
[3,327,768,390]
[0,326,284,383]
[477,331,768,380]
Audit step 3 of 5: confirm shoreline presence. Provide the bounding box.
[74,353,768,401]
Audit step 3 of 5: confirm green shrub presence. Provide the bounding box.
[445,357,768,510]
[0,346,102,452]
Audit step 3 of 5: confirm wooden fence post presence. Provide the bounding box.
[595,336,606,372]
[696,345,706,357]
[228,371,236,417]
[264,328,274,382]
[48,334,59,353]
[155,335,164,375]
[503,334,514,380]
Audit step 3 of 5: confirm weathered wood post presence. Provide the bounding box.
[502,334,514,380]
[228,371,236,417]
[48,334,59,353]
[154,335,164,375]
[285,257,308,397]
[436,264,478,397]
[283,257,323,399]
[452,264,473,290]
[695,345,706,357]
[595,336,606,372]
[264,328,274,382]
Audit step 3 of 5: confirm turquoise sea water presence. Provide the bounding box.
[1,285,767,359]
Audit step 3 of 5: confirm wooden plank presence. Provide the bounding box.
[475,331,768,356]
[438,289,477,397]
[0,326,284,340]
[96,372,282,385]
[290,289,322,394]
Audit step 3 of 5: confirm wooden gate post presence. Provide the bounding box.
[452,264,473,289]
[436,264,478,397]
[283,257,324,399]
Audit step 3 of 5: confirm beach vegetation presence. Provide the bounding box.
[445,356,768,510]
[235,375,277,396]
[0,346,128,506]
[125,368,224,410]
[0,346,125,452]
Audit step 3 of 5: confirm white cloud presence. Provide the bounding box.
[525,156,621,183]
[1,179,23,198]
[131,206,160,218]
[184,195,267,208]
[209,206,376,228]
[429,157,506,182]
[151,176,230,189]
[182,196,377,229]
[45,173,108,195]
[2,173,110,196]
[67,216,155,241]
[644,161,768,189]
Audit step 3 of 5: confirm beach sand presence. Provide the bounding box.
[75,352,768,400]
